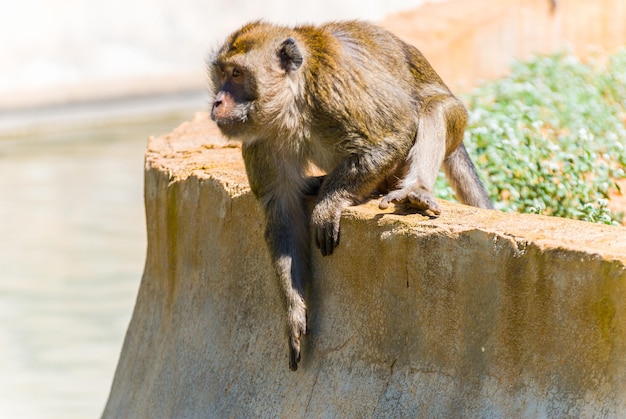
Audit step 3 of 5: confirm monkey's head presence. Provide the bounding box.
[209,21,305,141]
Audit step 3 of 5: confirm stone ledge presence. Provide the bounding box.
[103,113,626,417]
[147,113,626,260]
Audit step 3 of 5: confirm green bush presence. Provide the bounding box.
[437,49,626,225]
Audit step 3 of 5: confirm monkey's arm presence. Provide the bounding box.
[263,206,309,371]
[303,175,326,196]
[312,139,406,256]
[242,142,310,371]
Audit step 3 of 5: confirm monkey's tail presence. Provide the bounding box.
[443,144,493,209]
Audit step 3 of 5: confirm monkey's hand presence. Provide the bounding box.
[287,300,307,371]
[311,198,343,256]
[379,186,442,217]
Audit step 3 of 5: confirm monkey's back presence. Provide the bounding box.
[293,21,448,148]
[319,21,442,84]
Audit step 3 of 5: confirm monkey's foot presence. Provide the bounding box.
[379,186,441,217]
[288,305,307,371]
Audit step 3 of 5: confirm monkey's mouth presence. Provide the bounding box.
[211,112,251,139]
[213,117,248,131]
[210,102,251,125]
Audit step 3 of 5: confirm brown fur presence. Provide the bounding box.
[209,20,492,370]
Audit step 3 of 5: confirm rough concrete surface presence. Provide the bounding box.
[103,113,626,418]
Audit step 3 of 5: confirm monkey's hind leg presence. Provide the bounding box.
[379,97,453,216]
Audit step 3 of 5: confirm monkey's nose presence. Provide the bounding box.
[210,101,221,121]
[214,91,226,107]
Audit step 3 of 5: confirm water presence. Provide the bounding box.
[0,113,195,418]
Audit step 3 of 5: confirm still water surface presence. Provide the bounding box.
[0,116,191,418]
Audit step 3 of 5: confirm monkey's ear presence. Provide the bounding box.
[278,38,303,72]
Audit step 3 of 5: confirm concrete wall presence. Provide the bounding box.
[103,114,626,418]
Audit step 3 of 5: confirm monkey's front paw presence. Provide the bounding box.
[379,187,441,217]
[289,336,302,371]
[311,204,341,256]
[288,305,307,371]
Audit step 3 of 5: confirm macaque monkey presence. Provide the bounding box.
[209,20,492,371]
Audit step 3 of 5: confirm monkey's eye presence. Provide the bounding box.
[214,65,226,79]
[232,68,242,78]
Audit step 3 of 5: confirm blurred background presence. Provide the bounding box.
[0,1,429,418]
